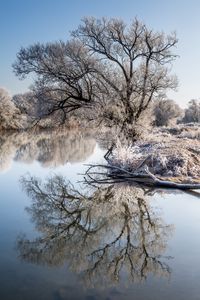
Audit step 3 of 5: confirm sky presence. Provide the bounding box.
[1,0,200,107]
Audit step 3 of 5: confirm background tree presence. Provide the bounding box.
[12,92,40,116]
[0,88,26,130]
[182,99,200,123]
[12,91,64,128]
[13,17,178,129]
[153,99,183,126]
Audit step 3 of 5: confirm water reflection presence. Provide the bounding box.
[0,130,96,171]
[17,175,173,288]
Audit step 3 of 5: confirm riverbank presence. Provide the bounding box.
[98,124,200,188]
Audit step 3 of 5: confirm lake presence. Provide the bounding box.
[0,130,200,300]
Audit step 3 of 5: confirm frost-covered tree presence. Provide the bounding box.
[182,99,200,123]
[13,17,178,128]
[153,99,182,126]
[13,91,59,118]
[0,88,26,130]
[12,92,38,116]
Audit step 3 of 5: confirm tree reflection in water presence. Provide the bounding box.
[17,175,173,287]
[0,130,96,171]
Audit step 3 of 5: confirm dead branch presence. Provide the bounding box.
[84,163,200,190]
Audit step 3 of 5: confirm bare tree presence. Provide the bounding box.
[153,99,183,126]
[13,17,178,129]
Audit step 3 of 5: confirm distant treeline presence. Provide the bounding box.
[0,87,199,130]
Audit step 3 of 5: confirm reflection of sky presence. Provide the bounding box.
[151,192,200,300]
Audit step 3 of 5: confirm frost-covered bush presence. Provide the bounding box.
[182,99,200,123]
[153,99,183,127]
[110,137,200,179]
[0,88,27,130]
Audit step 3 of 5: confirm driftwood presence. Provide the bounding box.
[84,164,200,190]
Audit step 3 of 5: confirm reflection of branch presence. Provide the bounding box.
[17,174,173,287]
[85,197,172,283]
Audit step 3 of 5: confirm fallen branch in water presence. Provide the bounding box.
[84,164,200,190]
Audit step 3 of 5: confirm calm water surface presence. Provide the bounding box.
[0,130,200,300]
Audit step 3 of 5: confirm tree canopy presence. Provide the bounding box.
[13,17,178,127]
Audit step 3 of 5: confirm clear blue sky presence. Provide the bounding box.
[1,0,200,107]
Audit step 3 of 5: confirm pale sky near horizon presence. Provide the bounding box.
[1,0,200,107]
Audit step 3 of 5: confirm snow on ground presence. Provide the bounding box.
[110,124,200,181]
